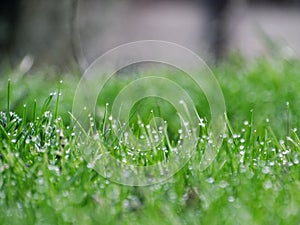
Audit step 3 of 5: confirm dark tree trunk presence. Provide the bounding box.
[204,0,230,62]
[0,0,21,59]
[1,0,75,67]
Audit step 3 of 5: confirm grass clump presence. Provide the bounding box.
[0,58,300,224]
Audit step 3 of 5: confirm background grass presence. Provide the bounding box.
[0,57,300,224]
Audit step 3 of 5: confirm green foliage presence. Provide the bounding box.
[0,58,300,224]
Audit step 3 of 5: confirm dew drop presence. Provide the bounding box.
[263,180,272,190]
[206,177,215,184]
[228,196,235,203]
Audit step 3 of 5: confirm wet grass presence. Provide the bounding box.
[0,58,300,224]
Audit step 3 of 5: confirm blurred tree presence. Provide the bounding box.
[1,0,299,67]
[250,0,300,5]
[1,0,76,68]
[204,0,230,62]
[0,0,20,60]
[13,0,75,66]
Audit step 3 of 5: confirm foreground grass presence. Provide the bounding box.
[0,58,300,224]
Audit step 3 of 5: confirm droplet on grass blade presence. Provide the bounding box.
[263,180,272,190]
[262,166,271,174]
[206,177,215,184]
[228,196,235,203]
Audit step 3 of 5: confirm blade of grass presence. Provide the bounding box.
[7,79,11,122]
[55,80,63,119]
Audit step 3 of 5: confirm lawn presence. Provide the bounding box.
[0,57,300,225]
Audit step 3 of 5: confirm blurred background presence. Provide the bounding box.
[1,0,300,70]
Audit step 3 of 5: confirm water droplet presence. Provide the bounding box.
[263,180,272,189]
[228,139,233,144]
[37,178,44,185]
[228,196,235,202]
[262,166,271,174]
[48,165,60,175]
[233,134,239,139]
[206,177,215,184]
[87,162,94,169]
[219,180,229,188]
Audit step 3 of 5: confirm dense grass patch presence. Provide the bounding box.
[0,58,300,224]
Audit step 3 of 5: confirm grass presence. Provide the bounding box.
[0,57,300,224]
